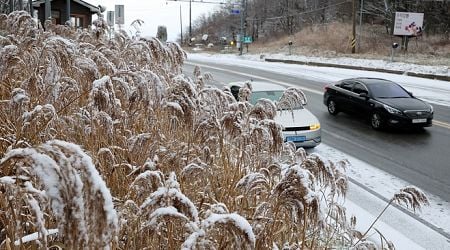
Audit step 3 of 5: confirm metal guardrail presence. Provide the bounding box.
[265,58,450,82]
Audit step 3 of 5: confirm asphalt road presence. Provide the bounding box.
[183,59,450,202]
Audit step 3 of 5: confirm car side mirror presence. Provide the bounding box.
[407,91,414,97]
[359,92,369,99]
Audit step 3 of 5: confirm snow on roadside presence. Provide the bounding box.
[261,53,450,77]
[344,199,425,249]
[188,53,450,107]
[311,143,450,239]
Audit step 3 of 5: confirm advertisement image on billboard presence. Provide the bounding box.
[393,12,424,36]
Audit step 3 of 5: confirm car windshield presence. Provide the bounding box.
[367,82,411,98]
[250,90,284,105]
[250,90,304,110]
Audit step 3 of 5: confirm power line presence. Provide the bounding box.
[166,0,237,41]
[246,1,350,21]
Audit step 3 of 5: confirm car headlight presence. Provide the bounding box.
[310,123,320,130]
[429,104,434,113]
[383,104,402,115]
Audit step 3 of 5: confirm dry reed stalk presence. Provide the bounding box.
[0,140,118,248]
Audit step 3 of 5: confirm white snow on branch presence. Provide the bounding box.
[14,229,59,246]
[141,206,189,230]
[0,176,15,185]
[202,213,255,246]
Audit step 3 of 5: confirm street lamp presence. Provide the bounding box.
[391,43,399,62]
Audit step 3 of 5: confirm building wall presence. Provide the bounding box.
[36,0,94,28]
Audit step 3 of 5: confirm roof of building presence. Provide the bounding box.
[32,0,100,13]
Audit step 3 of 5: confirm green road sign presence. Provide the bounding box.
[243,36,252,44]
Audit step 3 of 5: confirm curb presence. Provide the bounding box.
[265,58,450,82]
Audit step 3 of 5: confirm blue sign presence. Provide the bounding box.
[231,9,240,15]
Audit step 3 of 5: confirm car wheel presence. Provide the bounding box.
[371,112,384,130]
[327,99,339,115]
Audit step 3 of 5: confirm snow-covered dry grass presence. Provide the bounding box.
[0,11,429,249]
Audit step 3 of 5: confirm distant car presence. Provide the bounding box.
[192,44,204,52]
[229,81,321,148]
[323,77,434,129]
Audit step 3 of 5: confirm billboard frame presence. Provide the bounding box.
[393,12,424,37]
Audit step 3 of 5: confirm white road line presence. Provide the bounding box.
[434,120,450,129]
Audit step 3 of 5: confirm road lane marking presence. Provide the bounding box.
[186,61,450,130]
[434,120,450,129]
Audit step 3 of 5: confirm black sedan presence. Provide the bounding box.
[323,77,434,130]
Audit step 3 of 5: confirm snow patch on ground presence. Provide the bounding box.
[261,53,450,77]
[344,199,425,249]
[312,143,450,238]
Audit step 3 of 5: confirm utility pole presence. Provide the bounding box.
[244,0,248,53]
[189,0,192,40]
[66,0,71,24]
[9,0,14,13]
[239,0,246,55]
[180,4,183,45]
[29,0,33,16]
[166,0,226,45]
[45,0,51,20]
[358,0,364,51]
[351,0,356,54]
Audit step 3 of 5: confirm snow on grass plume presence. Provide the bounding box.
[0,140,118,248]
[140,172,199,223]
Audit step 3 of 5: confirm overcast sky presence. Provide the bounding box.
[89,0,221,41]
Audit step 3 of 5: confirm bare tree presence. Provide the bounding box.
[188,0,449,44]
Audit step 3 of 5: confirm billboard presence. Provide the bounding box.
[115,5,124,25]
[393,12,424,36]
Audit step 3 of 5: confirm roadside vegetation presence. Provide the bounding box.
[0,11,429,249]
[188,0,449,66]
[249,22,450,66]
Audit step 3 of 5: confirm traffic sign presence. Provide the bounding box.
[107,11,114,26]
[243,36,252,44]
[231,9,240,15]
[115,5,124,25]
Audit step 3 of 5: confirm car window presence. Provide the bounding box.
[230,85,240,101]
[337,81,354,91]
[367,82,411,98]
[352,83,368,95]
[250,90,284,105]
